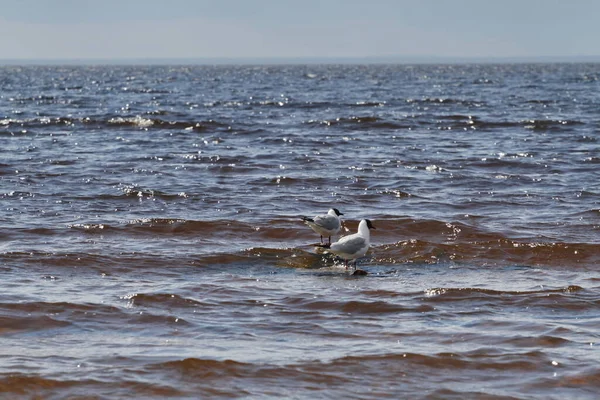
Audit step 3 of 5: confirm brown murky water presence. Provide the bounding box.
[1,64,599,399]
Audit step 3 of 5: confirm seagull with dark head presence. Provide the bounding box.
[322,219,375,268]
[301,208,344,244]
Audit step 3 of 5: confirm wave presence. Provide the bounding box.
[575,209,600,218]
[0,314,71,334]
[143,357,344,397]
[146,357,349,387]
[1,301,120,314]
[118,185,190,200]
[8,94,73,104]
[106,116,229,132]
[0,375,79,396]
[0,116,231,132]
[121,293,209,309]
[70,218,259,237]
[198,99,385,110]
[532,368,600,391]
[279,295,434,314]
[0,297,196,338]
[299,113,586,133]
[1,190,36,199]
[376,238,600,268]
[502,335,571,348]
[406,97,485,106]
[128,350,600,398]
[69,218,313,241]
[523,119,585,131]
[4,214,600,269]
[294,100,388,109]
[5,239,597,274]
[323,350,551,371]
[0,374,186,398]
[430,115,585,131]
[423,285,584,300]
[0,250,189,271]
[3,352,596,398]
[147,350,553,383]
[0,113,586,137]
[304,116,410,130]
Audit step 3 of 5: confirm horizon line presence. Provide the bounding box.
[1,54,600,66]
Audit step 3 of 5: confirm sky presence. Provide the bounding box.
[0,0,599,61]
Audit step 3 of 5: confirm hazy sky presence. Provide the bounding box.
[1,0,598,60]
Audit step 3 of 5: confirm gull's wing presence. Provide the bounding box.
[330,235,366,255]
[312,214,340,231]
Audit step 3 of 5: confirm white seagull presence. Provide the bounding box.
[301,208,344,244]
[322,219,375,268]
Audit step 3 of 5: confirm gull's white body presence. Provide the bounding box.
[302,208,343,243]
[328,219,373,263]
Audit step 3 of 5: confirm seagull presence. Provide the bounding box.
[320,219,375,268]
[301,208,344,244]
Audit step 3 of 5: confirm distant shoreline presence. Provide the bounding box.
[1,55,600,66]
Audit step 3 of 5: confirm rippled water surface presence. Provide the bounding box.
[1,64,600,399]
